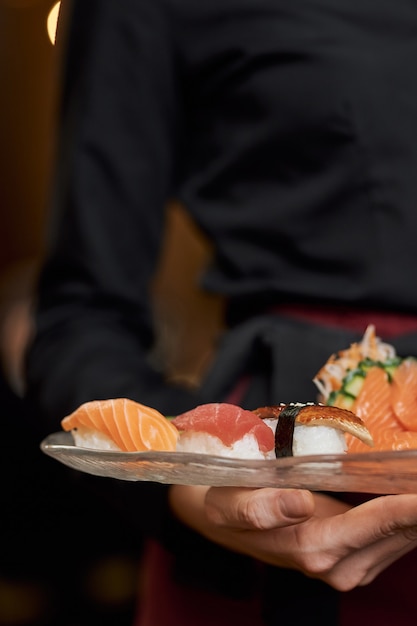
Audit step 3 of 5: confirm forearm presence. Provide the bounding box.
[25,311,197,434]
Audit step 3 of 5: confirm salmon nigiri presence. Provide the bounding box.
[61,398,179,452]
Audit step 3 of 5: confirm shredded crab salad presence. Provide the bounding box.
[313,325,397,402]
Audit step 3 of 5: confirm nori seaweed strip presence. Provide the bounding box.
[275,404,304,458]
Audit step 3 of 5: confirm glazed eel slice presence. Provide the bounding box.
[253,403,374,458]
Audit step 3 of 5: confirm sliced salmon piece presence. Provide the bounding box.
[390,431,417,451]
[61,398,179,452]
[390,358,417,431]
[346,366,404,453]
[349,429,417,452]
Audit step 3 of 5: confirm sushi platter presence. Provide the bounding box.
[41,431,417,494]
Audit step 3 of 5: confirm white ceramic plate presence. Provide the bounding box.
[41,432,417,493]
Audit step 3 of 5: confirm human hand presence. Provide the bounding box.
[169,485,417,591]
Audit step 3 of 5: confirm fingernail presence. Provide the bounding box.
[280,490,312,519]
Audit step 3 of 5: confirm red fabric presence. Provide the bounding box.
[275,304,417,338]
[340,550,417,626]
[134,540,262,626]
[335,493,417,626]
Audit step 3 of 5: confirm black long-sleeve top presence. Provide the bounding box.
[26,0,417,430]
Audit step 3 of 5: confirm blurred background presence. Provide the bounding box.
[0,1,223,624]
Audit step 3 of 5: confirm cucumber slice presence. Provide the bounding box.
[358,358,379,372]
[342,368,366,396]
[382,356,402,380]
[328,390,356,410]
[326,356,404,409]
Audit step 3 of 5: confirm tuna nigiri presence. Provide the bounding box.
[172,403,275,459]
[61,398,179,452]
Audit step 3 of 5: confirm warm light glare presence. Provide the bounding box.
[47,1,61,45]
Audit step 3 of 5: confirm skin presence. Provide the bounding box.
[169,486,417,591]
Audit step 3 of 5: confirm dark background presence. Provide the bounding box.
[0,1,223,624]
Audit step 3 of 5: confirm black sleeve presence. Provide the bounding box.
[25,0,197,435]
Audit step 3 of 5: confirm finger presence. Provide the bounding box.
[326,513,417,590]
[357,536,417,587]
[327,494,417,550]
[205,487,315,530]
[321,531,417,591]
[299,495,417,590]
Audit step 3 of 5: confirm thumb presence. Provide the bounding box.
[206,487,315,530]
[278,489,316,522]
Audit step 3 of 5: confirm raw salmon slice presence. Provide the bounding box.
[61,398,179,452]
[390,431,417,451]
[365,429,417,451]
[390,358,417,431]
[346,366,404,453]
[172,403,275,453]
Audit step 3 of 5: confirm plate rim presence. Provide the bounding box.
[40,431,417,468]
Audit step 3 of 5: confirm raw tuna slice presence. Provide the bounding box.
[172,403,275,455]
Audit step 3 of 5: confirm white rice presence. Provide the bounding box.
[71,426,121,451]
[71,422,347,458]
[176,424,346,458]
[292,424,347,456]
[263,418,346,456]
[176,431,274,459]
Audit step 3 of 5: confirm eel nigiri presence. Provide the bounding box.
[61,398,179,452]
[254,403,373,457]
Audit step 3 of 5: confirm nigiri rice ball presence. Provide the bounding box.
[262,419,347,456]
[71,426,121,451]
[176,432,274,459]
[293,424,347,456]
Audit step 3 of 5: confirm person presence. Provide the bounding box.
[24,0,417,625]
